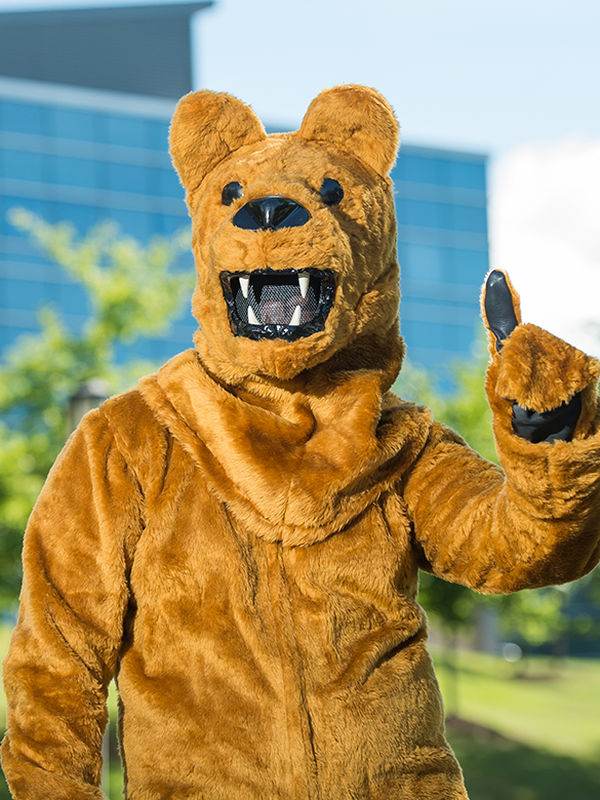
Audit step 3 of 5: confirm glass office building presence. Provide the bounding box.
[0,77,193,365]
[0,76,488,380]
[393,146,488,376]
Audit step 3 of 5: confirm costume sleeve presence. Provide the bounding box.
[1,408,143,799]
[403,323,600,594]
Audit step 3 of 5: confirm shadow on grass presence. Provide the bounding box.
[448,716,600,800]
[0,773,10,800]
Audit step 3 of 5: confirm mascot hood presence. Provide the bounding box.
[169,84,403,386]
[140,85,417,545]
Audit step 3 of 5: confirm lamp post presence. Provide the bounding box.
[67,378,110,795]
[67,379,109,432]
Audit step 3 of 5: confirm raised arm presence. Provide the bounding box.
[402,271,600,594]
[1,409,143,798]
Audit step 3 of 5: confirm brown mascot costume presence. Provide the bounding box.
[3,85,600,800]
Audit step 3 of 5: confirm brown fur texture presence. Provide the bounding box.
[172,85,401,386]
[3,86,600,800]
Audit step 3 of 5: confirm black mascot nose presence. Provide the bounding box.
[232,196,310,231]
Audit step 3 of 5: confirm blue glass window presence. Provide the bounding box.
[399,242,447,283]
[434,158,485,191]
[394,150,486,192]
[0,325,17,351]
[452,204,487,234]
[0,194,13,235]
[45,280,90,316]
[97,161,148,194]
[148,213,182,240]
[449,159,486,191]
[98,114,147,148]
[452,321,479,353]
[0,276,47,311]
[397,197,486,234]
[158,167,183,198]
[52,107,96,142]
[52,202,100,232]
[0,101,47,135]
[402,319,445,351]
[0,148,45,182]
[158,213,188,236]
[145,119,170,151]
[394,154,441,186]
[402,317,476,356]
[53,155,96,188]
[437,202,455,230]
[0,260,49,284]
[396,197,438,229]
[451,248,489,285]
[109,209,152,239]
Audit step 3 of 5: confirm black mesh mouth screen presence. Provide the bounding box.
[220,268,336,341]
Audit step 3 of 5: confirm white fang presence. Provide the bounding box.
[239,275,249,298]
[248,306,260,325]
[298,274,309,298]
[290,305,302,326]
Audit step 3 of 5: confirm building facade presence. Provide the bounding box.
[0,4,488,383]
[0,76,193,365]
[393,145,488,376]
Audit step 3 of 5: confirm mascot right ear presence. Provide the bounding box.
[169,91,267,206]
[298,84,399,177]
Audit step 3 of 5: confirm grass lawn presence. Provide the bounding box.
[434,648,600,798]
[434,647,600,759]
[0,627,598,799]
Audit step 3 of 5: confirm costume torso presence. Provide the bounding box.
[109,350,467,799]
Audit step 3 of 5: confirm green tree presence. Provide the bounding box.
[0,210,194,607]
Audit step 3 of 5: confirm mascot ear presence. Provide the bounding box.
[298,85,399,177]
[169,90,267,195]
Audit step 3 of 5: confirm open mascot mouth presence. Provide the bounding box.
[220,268,336,341]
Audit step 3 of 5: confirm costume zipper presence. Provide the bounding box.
[276,548,322,800]
[264,543,321,800]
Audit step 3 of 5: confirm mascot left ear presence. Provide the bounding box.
[298,84,399,177]
[169,90,267,198]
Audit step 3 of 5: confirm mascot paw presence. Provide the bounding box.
[511,394,582,443]
[483,270,599,442]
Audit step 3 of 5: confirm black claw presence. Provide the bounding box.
[484,270,519,352]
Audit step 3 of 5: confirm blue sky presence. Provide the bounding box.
[2,0,598,157]
[1,0,599,353]
[197,0,600,158]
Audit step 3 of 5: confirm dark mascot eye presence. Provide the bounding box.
[319,178,343,206]
[222,181,243,206]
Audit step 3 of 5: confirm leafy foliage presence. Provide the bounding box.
[0,210,193,606]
